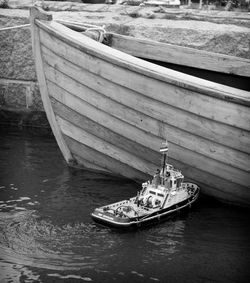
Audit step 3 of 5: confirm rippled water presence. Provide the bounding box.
[0,128,250,283]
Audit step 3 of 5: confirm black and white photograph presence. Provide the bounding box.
[0,0,249,282]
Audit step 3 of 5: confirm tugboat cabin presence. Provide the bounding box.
[138,164,185,210]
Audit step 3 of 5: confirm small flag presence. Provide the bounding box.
[160,140,168,152]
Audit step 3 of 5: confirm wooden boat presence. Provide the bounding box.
[92,142,200,228]
[30,7,250,207]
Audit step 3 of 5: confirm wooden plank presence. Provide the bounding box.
[48,80,164,156]
[188,179,250,207]
[50,86,250,187]
[172,145,250,188]
[45,66,250,174]
[171,158,250,205]
[57,116,157,176]
[40,39,250,132]
[51,97,160,166]
[110,33,250,78]
[43,58,250,156]
[64,135,150,182]
[29,8,73,164]
[71,153,114,174]
[37,21,250,106]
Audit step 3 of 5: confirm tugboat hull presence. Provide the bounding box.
[91,184,199,229]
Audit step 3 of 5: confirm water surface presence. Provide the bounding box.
[0,128,249,282]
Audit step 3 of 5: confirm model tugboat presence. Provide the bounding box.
[91,141,200,228]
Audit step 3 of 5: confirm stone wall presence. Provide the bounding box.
[0,11,46,128]
[0,13,41,107]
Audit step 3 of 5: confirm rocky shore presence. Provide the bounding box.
[0,1,250,129]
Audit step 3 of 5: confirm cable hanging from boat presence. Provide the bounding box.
[0,20,106,42]
[0,24,30,32]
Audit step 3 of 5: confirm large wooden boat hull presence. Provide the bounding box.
[30,8,250,207]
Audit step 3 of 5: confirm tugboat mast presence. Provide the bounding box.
[160,140,169,174]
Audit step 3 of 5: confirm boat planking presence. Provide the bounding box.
[30,7,250,207]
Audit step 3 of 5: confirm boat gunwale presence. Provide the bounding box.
[34,18,250,107]
[56,19,250,78]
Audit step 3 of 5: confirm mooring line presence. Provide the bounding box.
[0,24,31,32]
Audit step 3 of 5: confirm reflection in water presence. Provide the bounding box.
[0,128,250,282]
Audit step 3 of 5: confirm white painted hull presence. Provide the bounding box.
[30,8,250,207]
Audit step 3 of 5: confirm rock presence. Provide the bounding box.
[0,16,36,81]
[126,20,250,58]
[0,0,9,8]
[7,0,34,9]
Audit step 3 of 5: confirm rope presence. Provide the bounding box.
[0,21,106,42]
[85,26,106,42]
[54,20,106,42]
[56,20,105,30]
[0,24,30,32]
